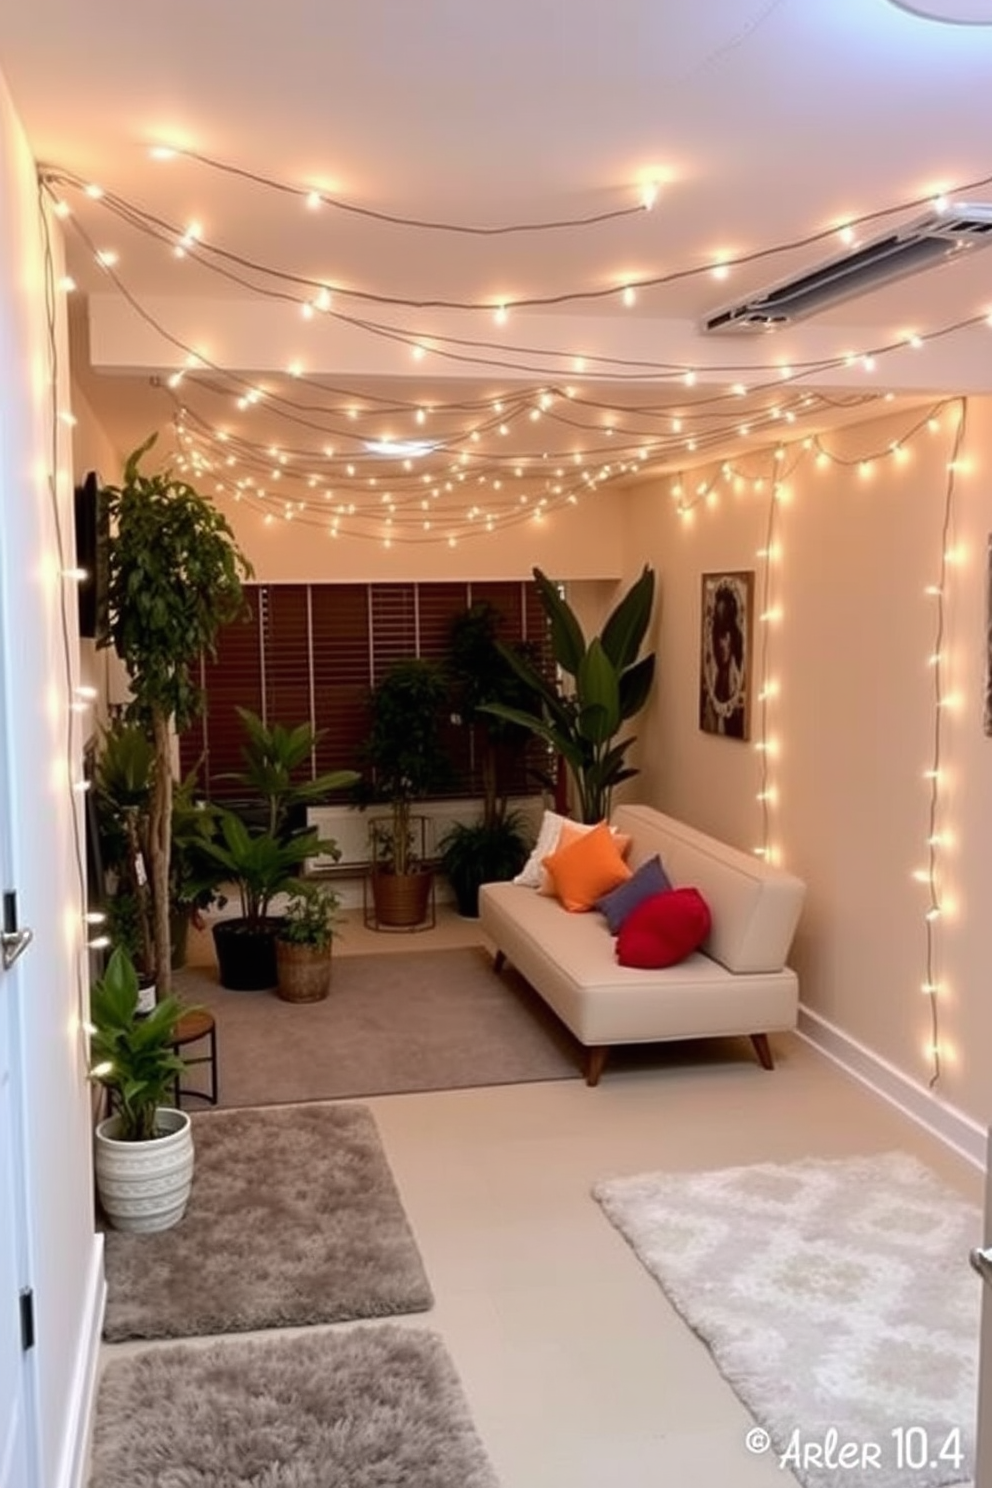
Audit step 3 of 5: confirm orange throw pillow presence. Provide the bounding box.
[542,820,632,913]
[537,820,632,895]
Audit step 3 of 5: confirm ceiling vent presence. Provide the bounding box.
[702,202,992,334]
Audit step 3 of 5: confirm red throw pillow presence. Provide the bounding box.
[616,888,711,969]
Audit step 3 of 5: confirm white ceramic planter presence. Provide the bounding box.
[94,1107,194,1233]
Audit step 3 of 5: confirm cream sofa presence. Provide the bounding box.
[478,802,807,1085]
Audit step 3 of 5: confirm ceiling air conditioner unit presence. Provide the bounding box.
[702,202,992,334]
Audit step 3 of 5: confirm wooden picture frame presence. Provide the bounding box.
[699,571,754,740]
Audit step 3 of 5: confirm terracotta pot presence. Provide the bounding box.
[275,940,333,1002]
[370,869,433,927]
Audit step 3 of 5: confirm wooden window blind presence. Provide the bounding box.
[260,585,312,785]
[311,585,371,785]
[179,596,263,798]
[179,580,550,804]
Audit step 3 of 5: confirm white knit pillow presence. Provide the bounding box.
[512,810,571,887]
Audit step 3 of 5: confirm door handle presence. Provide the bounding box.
[1,926,33,971]
[969,1247,992,1288]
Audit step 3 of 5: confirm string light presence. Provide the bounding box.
[37,156,987,549]
[44,160,992,322]
[917,396,967,1089]
[676,403,967,1075]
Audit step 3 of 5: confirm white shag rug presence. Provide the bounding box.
[593,1150,980,1488]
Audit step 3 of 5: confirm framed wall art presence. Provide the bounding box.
[699,570,754,740]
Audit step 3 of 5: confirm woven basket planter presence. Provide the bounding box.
[275,940,333,1002]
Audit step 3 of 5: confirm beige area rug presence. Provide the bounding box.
[102,1103,433,1342]
[174,945,582,1106]
[593,1151,979,1488]
[89,1323,500,1488]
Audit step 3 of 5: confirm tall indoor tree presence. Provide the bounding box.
[98,434,253,994]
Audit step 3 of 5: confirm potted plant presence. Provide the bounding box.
[438,601,538,916]
[355,658,452,928]
[168,770,226,969]
[203,708,357,989]
[438,814,532,918]
[97,434,253,995]
[482,565,657,824]
[89,946,196,1233]
[93,724,224,977]
[275,880,342,1002]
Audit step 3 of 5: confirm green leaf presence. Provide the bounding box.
[618,654,655,720]
[576,640,621,740]
[532,568,586,676]
[600,566,655,670]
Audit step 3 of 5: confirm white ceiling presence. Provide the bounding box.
[2,0,992,539]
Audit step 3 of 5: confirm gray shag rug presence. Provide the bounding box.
[174,944,581,1105]
[594,1150,980,1488]
[102,1102,433,1342]
[88,1323,500,1488]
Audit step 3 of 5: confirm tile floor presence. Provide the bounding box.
[99,906,984,1488]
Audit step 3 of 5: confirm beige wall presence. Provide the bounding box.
[623,399,992,1126]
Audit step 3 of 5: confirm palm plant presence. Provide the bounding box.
[226,707,359,837]
[482,565,656,823]
[198,811,330,930]
[199,708,357,985]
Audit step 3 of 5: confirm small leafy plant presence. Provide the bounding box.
[88,947,192,1142]
[277,880,342,951]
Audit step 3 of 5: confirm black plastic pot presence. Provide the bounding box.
[212,918,282,990]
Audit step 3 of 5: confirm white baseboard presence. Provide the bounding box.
[797,1005,987,1172]
[53,1233,105,1488]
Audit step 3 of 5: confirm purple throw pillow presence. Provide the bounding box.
[595,853,672,935]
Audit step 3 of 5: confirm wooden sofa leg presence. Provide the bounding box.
[584,1046,609,1086]
[750,1033,775,1070]
[493,949,506,973]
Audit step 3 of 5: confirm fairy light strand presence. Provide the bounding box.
[921,398,967,1089]
[41,163,992,316]
[141,148,651,235]
[37,178,93,1042]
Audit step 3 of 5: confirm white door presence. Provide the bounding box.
[0,983,31,1488]
[0,551,35,1487]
